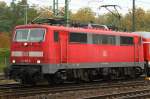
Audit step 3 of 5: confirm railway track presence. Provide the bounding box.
[0,78,149,99]
[84,89,150,99]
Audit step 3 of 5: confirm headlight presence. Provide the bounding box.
[148,61,150,67]
[37,60,41,64]
[12,60,16,63]
[24,42,28,46]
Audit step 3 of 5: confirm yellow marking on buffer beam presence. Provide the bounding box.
[145,77,150,80]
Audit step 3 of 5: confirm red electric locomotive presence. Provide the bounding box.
[6,24,145,84]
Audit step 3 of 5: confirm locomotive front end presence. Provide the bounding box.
[6,26,47,84]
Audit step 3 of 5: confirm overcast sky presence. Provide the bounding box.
[1,0,150,15]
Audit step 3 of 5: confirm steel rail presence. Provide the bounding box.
[83,88,150,99]
[0,79,148,98]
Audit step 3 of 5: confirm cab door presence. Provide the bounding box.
[59,31,68,63]
[134,36,140,62]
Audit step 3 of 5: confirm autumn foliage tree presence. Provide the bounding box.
[0,33,10,48]
[70,7,96,23]
[0,1,150,33]
[120,8,150,31]
[0,0,39,33]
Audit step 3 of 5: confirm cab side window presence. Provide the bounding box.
[69,33,87,43]
[120,36,133,45]
[54,31,59,42]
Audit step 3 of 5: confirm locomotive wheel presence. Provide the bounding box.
[53,72,65,84]
[83,71,90,82]
[135,67,143,77]
[53,76,64,84]
[45,75,53,85]
[46,74,64,85]
[20,74,36,85]
[129,67,142,79]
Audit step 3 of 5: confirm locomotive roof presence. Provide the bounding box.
[15,24,140,37]
[133,31,150,38]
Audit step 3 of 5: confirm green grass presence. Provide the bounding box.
[0,48,10,73]
[0,58,9,73]
[0,63,6,73]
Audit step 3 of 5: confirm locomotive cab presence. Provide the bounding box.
[7,25,49,84]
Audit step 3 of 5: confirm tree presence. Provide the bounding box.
[0,1,12,32]
[71,7,95,23]
[0,0,39,33]
[122,8,147,31]
[0,33,10,48]
[143,10,150,31]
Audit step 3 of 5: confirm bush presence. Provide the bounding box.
[0,48,10,72]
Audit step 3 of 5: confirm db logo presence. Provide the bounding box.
[23,52,29,56]
[102,50,108,57]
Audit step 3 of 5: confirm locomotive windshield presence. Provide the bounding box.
[14,28,45,42]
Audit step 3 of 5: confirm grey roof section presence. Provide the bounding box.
[133,31,150,38]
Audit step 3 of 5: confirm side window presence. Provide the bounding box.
[54,31,59,42]
[69,33,87,43]
[92,34,116,45]
[102,35,108,44]
[120,36,133,45]
[107,36,116,45]
[93,34,102,44]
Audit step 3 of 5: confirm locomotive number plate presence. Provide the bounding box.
[23,52,29,56]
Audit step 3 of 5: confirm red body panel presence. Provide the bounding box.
[68,45,134,63]
[143,38,150,61]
